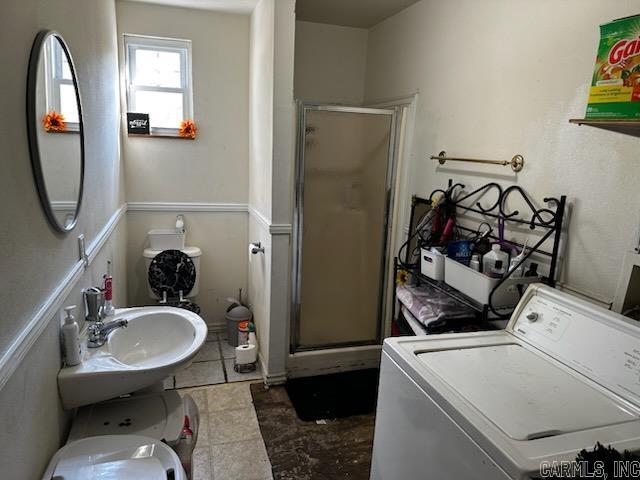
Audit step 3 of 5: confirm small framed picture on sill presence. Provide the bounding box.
[127,112,150,134]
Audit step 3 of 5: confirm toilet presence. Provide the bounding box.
[143,246,202,313]
[41,435,187,479]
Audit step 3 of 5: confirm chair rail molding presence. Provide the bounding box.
[0,200,294,391]
[127,201,248,213]
[0,203,127,391]
[248,206,292,235]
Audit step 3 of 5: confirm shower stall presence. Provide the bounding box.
[291,105,398,354]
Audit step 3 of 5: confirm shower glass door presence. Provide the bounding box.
[292,105,396,352]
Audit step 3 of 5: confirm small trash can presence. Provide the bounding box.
[225,305,252,347]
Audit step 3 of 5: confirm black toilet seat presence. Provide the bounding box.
[148,249,196,299]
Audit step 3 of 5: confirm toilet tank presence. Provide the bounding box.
[143,246,202,299]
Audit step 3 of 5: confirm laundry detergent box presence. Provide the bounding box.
[586,14,640,119]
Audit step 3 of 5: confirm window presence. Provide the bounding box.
[124,35,193,134]
[45,38,79,129]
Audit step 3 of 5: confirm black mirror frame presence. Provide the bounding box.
[26,30,85,234]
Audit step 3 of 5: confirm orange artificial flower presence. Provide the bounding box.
[179,119,197,139]
[396,269,409,286]
[43,111,66,132]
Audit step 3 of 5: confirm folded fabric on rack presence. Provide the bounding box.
[396,283,475,328]
[400,305,428,335]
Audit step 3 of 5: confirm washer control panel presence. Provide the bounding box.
[510,286,640,406]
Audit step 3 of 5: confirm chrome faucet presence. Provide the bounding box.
[87,319,128,348]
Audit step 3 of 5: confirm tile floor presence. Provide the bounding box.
[165,331,263,390]
[179,382,273,480]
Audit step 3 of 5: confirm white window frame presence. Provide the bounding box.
[124,34,193,135]
[44,39,79,131]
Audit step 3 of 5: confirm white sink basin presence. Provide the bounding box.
[58,306,207,409]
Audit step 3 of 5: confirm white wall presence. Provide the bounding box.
[294,21,368,105]
[116,1,250,324]
[364,0,640,301]
[248,0,275,374]
[268,0,296,379]
[249,0,275,219]
[247,0,295,383]
[0,0,125,477]
[117,1,250,204]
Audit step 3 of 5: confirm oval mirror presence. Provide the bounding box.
[27,30,84,233]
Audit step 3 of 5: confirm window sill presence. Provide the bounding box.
[45,129,80,134]
[127,133,195,140]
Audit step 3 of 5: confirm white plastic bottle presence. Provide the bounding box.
[248,322,257,348]
[508,240,528,277]
[62,305,82,366]
[482,244,508,278]
[469,254,481,272]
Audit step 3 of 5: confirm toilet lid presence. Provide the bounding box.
[42,435,186,480]
[148,249,196,298]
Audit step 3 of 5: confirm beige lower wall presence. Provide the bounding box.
[126,211,248,328]
[0,219,128,479]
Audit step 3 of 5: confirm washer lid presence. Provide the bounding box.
[42,435,185,480]
[417,344,639,441]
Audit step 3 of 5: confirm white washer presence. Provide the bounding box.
[370,284,640,480]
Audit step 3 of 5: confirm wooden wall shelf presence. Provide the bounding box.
[569,118,640,137]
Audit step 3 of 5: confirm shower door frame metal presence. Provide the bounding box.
[291,103,399,353]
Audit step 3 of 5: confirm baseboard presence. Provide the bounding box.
[207,323,227,334]
[258,351,287,386]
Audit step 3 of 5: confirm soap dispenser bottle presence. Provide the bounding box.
[62,305,82,366]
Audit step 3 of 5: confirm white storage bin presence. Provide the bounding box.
[420,248,445,281]
[148,228,185,250]
[68,390,199,479]
[444,257,540,308]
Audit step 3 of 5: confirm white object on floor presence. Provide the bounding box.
[370,284,640,480]
[58,306,207,409]
[41,435,187,480]
[235,343,257,364]
[68,390,197,447]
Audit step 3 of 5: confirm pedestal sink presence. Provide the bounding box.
[58,306,207,409]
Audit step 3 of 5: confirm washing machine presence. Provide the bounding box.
[370,284,640,480]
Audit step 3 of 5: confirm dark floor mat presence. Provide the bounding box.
[285,369,379,421]
[251,383,375,480]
